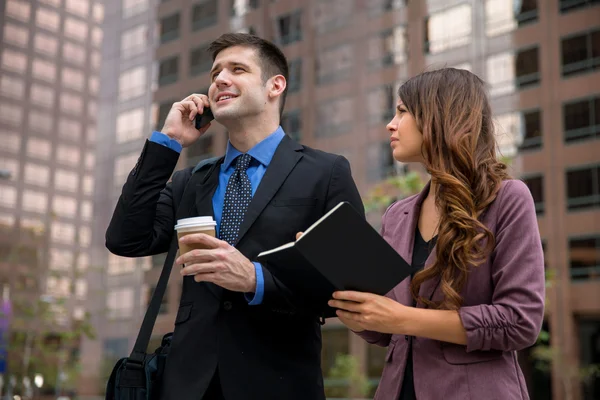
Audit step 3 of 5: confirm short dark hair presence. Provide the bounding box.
[208,33,289,117]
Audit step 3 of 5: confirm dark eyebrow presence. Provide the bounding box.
[210,62,251,77]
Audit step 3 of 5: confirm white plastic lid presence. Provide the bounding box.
[174,216,216,230]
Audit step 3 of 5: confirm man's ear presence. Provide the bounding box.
[268,74,286,101]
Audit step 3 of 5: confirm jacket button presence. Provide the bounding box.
[223,301,233,311]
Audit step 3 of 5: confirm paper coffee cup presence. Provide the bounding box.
[174,216,217,255]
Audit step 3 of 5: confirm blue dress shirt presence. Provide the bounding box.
[149,128,286,305]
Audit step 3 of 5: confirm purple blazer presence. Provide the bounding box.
[357,180,545,400]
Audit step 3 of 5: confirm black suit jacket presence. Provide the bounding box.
[106,136,364,400]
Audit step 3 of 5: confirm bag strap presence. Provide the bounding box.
[128,235,178,366]
[127,159,221,366]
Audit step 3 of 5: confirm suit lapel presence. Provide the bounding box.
[389,182,441,307]
[191,158,223,219]
[391,189,422,307]
[236,136,303,246]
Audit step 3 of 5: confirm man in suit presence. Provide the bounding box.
[106,33,364,400]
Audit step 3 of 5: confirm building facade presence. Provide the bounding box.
[75,0,599,398]
[77,0,162,396]
[0,0,103,395]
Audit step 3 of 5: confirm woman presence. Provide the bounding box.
[328,68,545,399]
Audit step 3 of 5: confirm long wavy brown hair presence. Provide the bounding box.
[398,68,511,310]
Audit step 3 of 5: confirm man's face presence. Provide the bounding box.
[208,46,268,122]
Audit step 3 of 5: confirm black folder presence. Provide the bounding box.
[257,201,412,317]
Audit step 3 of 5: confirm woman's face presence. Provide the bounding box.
[387,99,425,163]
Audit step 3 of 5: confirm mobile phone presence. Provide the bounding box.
[195,107,214,130]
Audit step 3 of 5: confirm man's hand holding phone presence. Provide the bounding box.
[161,93,214,148]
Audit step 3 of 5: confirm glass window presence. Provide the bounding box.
[60,92,84,114]
[77,253,89,271]
[37,8,60,32]
[82,175,94,195]
[562,29,600,76]
[190,45,212,76]
[160,13,180,43]
[121,25,147,59]
[560,0,600,13]
[85,152,95,169]
[23,190,48,213]
[277,11,302,46]
[485,0,538,37]
[59,118,82,141]
[192,0,218,31]
[0,103,23,126]
[367,140,396,181]
[63,42,87,65]
[495,112,521,157]
[89,76,99,94]
[0,185,17,207]
[0,75,25,99]
[156,101,174,131]
[516,47,540,88]
[40,0,61,6]
[107,287,135,318]
[46,276,71,297]
[288,59,302,93]
[158,56,179,86]
[0,213,15,227]
[313,0,352,34]
[30,84,55,108]
[563,97,599,142]
[1,49,27,73]
[108,253,136,275]
[115,153,139,184]
[81,200,93,220]
[79,226,91,246]
[3,23,29,48]
[6,0,31,23]
[119,66,147,102]
[315,97,354,138]
[51,222,75,244]
[56,144,81,166]
[316,44,353,84]
[24,164,50,187]
[61,67,85,91]
[116,108,145,143]
[366,0,402,16]
[65,17,88,41]
[0,131,21,153]
[50,248,73,271]
[26,138,52,160]
[367,85,395,125]
[55,169,79,192]
[123,0,149,18]
[520,109,543,150]
[487,52,515,97]
[93,3,104,22]
[569,236,600,281]
[92,27,103,47]
[34,34,59,57]
[187,135,214,167]
[367,28,406,70]
[281,110,302,142]
[52,195,77,218]
[66,0,89,17]
[0,158,19,181]
[425,4,472,54]
[32,59,56,82]
[231,0,258,17]
[75,280,88,299]
[522,175,545,214]
[566,165,599,210]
